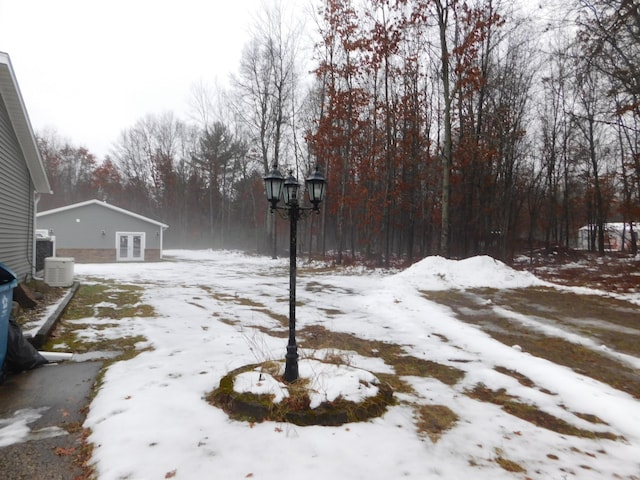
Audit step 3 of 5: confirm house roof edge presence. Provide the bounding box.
[0,52,52,194]
[37,199,169,229]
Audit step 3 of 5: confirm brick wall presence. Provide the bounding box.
[55,249,163,263]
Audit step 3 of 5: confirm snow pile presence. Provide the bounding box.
[394,255,547,290]
[298,360,380,407]
[235,370,289,403]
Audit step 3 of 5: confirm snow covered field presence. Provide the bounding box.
[15,250,640,478]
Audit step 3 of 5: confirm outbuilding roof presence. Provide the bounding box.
[578,222,637,231]
[37,199,169,229]
[0,52,52,194]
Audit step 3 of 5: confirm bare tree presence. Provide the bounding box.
[231,0,303,256]
[577,0,640,116]
[539,37,576,250]
[434,0,454,256]
[36,130,96,209]
[571,63,611,254]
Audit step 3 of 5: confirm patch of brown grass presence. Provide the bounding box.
[422,289,640,399]
[573,412,609,425]
[468,384,619,440]
[489,331,640,399]
[44,282,154,362]
[495,453,526,473]
[300,325,464,386]
[494,366,535,388]
[391,355,464,385]
[374,373,414,394]
[415,404,458,442]
[514,250,640,294]
[482,288,640,357]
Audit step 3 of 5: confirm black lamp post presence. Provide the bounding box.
[264,165,326,383]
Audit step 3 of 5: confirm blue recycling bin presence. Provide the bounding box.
[0,263,17,372]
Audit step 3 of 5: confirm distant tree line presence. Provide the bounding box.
[37,0,640,264]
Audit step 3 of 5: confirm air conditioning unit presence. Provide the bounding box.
[44,257,75,287]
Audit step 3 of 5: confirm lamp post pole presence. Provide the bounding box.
[264,165,326,383]
[285,199,299,382]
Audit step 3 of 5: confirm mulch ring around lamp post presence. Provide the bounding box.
[207,360,394,426]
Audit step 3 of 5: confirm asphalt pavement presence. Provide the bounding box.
[0,282,101,479]
[0,360,102,479]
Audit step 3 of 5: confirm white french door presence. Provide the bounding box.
[116,232,145,261]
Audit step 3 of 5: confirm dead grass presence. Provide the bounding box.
[58,283,151,320]
[200,285,293,328]
[476,287,640,357]
[374,372,414,394]
[304,280,356,296]
[202,287,265,309]
[43,282,155,363]
[494,366,535,388]
[422,289,640,399]
[489,330,640,399]
[514,249,640,294]
[300,324,465,386]
[495,452,526,473]
[468,384,619,440]
[415,404,459,442]
[573,412,609,425]
[294,324,465,435]
[14,279,67,326]
[391,355,464,385]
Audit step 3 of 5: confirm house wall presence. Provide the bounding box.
[0,93,35,281]
[37,202,165,262]
[55,248,163,263]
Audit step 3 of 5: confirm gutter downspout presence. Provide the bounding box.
[32,192,40,279]
[160,226,168,259]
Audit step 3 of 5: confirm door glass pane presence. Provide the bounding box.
[119,236,129,258]
[133,236,142,258]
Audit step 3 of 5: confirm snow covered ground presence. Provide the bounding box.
[8,250,640,479]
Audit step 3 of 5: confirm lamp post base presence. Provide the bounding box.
[283,346,299,383]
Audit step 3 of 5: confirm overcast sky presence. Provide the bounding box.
[0,0,279,159]
[1,1,561,162]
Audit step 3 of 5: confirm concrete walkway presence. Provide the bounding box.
[1,282,100,479]
[0,360,102,479]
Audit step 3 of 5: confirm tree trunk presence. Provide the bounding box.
[436,0,452,257]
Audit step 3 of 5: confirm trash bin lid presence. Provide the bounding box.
[0,263,17,285]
